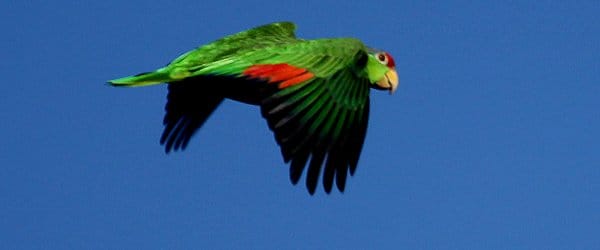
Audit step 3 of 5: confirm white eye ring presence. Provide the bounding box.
[376,53,388,65]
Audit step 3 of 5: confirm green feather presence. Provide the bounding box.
[109,21,395,194]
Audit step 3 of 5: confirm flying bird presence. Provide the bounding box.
[109,22,399,194]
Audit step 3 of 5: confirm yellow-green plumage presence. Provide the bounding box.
[109,22,399,194]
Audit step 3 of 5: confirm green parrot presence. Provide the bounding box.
[109,22,399,194]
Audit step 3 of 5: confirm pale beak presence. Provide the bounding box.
[376,69,399,94]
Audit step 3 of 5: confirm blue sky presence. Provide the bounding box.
[2,1,599,249]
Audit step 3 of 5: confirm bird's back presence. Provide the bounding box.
[168,22,300,68]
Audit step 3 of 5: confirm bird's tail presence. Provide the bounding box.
[108,68,172,87]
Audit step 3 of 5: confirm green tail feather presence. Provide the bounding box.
[108,68,172,87]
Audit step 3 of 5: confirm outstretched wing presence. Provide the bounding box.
[160,77,224,153]
[160,75,274,153]
[259,62,371,194]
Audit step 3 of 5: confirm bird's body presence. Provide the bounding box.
[110,22,398,194]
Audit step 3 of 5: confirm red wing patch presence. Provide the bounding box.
[243,64,314,89]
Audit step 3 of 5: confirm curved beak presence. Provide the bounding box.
[376,69,399,94]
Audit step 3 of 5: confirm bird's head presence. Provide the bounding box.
[365,50,399,94]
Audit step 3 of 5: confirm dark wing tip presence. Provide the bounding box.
[305,151,325,195]
[335,167,348,192]
[289,149,309,185]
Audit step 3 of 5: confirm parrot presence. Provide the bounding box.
[109,22,399,195]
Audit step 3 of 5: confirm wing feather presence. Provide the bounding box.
[261,66,371,194]
[156,25,372,193]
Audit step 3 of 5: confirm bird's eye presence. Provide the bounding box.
[376,53,388,65]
